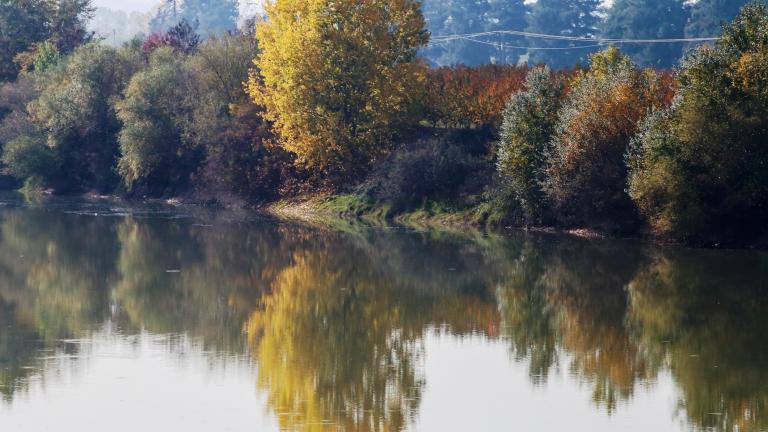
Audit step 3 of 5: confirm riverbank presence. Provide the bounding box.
[263,193,612,240]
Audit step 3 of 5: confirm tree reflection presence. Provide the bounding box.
[627,249,768,432]
[245,230,501,431]
[0,202,764,432]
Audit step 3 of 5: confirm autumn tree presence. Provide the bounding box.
[544,47,670,231]
[628,3,768,246]
[249,0,430,181]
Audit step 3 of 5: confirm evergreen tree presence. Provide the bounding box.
[181,0,239,36]
[525,0,601,69]
[685,0,750,38]
[422,0,526,66]
[602,0,688,68]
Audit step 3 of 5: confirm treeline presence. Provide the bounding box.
[1,1,767,246]
[423,0,750,68]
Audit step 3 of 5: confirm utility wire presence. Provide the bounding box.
[429,29,721,47]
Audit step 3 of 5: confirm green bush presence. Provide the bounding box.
[496,66,563,225]
[628,3,768,246]
[367,130,490,212]
[1,135,56,184]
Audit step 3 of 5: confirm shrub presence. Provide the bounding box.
[497,66,564,224]
[544,47,671,231]
[367,129,491,212]
[628,3,768,245]
[1,135,56,183]
[200,102,294,202]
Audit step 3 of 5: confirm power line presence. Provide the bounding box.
[429,29,721,47]
[428,36,604,51]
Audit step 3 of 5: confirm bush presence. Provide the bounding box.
[367,129,491,212]
[628,3,768,246]
[544,47,671,231]
[496,66,564,225]
[1,135,56,184]
[200,102,294,202]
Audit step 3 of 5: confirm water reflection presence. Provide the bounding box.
[0,201,765,431]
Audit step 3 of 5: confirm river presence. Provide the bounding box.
[0,197,766,431]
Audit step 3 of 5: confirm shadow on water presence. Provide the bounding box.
[0,199,766,431]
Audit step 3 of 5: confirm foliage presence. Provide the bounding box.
[0,0,49,81]
[628,3,768,245]
[249,0,430,181]
[685,0,751,39]
[365,129,491,212]
[544,47,671,230]
[1,135,56,183]
[496,67,564,224]
[525,0,602,68]
[116,47,202,194]
[602,0,689,68]
[25,43,141,192]
[424,64,529,128]
[142,19,201,55]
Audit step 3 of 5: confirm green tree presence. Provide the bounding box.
[525,0,601,68]
[117,47,202,194]
[496,66,563,224]
[0,0,51,81]
[685,0,750,38]
[28,43,141,192]
[602,0,688,68]
[628,3,768,246]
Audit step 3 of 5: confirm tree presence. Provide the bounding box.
[544,47,670,231]
[525,0,601,69]
[602,0,688,68]
[0,0,93,82]
[181,0,239,37]
[422,0,527,66]
[26,43,141,191]
[496,66,563,224]
[685,0,750,39]
[628,3,768,246]
[249,0,430,180]
[117,47,202,194]
[0,0,51,81]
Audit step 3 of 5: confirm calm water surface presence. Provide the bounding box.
[0,198,766,432]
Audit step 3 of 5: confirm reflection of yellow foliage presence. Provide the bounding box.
[247,250,424,431]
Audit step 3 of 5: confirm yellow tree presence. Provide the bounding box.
[248,0,429,180]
